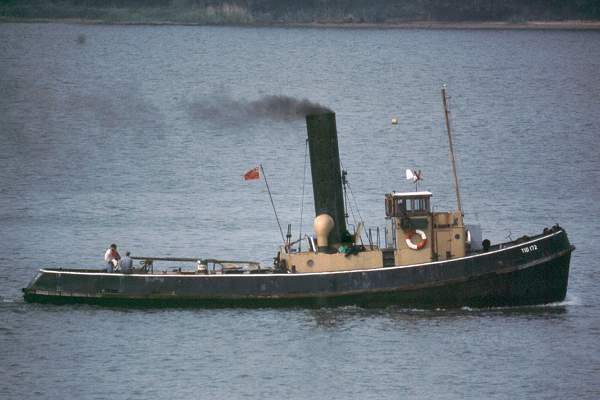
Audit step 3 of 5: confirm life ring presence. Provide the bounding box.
[405,229,427,250]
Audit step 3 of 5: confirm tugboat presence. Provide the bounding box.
[23,88,574,308]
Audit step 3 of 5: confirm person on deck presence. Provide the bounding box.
[118,251,133,273]
[104,243,121,272]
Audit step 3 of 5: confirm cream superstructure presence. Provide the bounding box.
[279,191,467,273]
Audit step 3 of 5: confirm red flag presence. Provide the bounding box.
[243,166,260,181]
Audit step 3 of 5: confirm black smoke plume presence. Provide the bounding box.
[189,95,332,123]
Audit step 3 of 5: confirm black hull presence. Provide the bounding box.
[23,229,573,309]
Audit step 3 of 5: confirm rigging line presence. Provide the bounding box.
[342,171,351,226]
[339,161,365,246]
[345,192,367,246]
[298,138,309,251]
[339,160,364,225]
[259,164,286,245]
[347,182,364,242]
[346,180,364,225]
[345,181,358,228]
[339,160,355,226]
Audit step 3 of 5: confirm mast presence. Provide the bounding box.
[441,85,463,215]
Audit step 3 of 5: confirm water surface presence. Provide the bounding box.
[1,23,599,399]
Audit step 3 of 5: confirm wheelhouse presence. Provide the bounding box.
[385,191,432,217]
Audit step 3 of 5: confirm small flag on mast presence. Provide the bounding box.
[243,166,260,181]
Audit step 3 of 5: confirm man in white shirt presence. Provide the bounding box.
[104,243,120,272]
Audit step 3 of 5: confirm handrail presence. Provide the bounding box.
[131,256,198,262]
[204,259,261,266]
[131,256,260,265]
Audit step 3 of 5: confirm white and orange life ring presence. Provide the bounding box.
[405,229,427,250]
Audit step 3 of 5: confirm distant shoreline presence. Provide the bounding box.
[2,18,600,30]
[293,20,600,30]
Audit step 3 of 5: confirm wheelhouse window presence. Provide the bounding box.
[385,192,432,217]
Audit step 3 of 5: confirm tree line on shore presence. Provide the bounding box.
[2,0,599,24]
